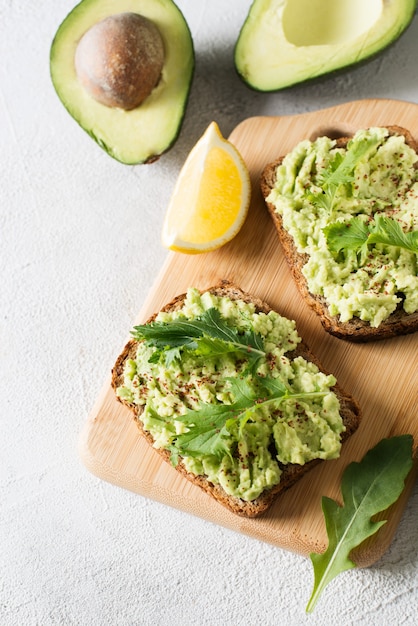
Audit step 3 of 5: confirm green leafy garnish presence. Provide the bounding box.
[309,135,381,212]
[367,216,418,253]
[306,434,414,613]
[132,307,266,369]
[324,215,418,260]
[323,217,370,253]
[170,373,328,463]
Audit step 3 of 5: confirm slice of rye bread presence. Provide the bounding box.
[111,281,361,518]
[260,126,418,342]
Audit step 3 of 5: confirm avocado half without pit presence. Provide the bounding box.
[50,0,194,164]
[234,0,417,91]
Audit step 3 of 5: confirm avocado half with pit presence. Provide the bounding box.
[234,0,417,91]
[50,0,194,164]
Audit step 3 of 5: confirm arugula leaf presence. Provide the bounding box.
[310,135,381,212]
[323,217,370,253]
[324,215,418,259]
[323,217,370,264]
[368,215,418,253]
[322,136,380,188]
[171,374,329,461]
[132,307,266,368]
[306,434,414,613]
[171,403,234,460]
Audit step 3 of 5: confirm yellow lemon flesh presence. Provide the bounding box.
[162,121,251,253]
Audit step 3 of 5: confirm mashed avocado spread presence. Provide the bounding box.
[116,288,345,502]
[267,127,418,327]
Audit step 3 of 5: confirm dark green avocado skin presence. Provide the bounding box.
[50,0,195,165]
[234,0,417,92]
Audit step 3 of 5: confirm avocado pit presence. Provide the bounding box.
[74,12,165,110]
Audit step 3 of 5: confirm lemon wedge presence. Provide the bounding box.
[162,121,251,253]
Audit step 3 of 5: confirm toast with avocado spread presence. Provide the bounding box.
[261,126,418,341]
[112,282,361,517]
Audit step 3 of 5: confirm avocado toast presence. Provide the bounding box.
[261,126,418,341]
[112,282,361,517]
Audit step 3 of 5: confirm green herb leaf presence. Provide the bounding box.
[321,136,380,189]
[172,376,267,459]
[173,403,234,459]
[306,434,414,613]
[132,316,203,348]
[368,215,418,253]
[324,215,418,258]
[132,307,266,368]
[310,135,381,212]
[323,217,370,253]
[172,374,328,461]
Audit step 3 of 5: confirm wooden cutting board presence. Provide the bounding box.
[79,99,418,567]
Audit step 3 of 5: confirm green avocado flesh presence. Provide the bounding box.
[234,0,417,91]
[50,0,194,164]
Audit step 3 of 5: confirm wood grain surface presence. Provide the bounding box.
[79,99,418,567]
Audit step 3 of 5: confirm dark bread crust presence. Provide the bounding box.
[260,126,418,342]
[111,281,361,518]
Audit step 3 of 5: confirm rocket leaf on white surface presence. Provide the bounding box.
[306,434,414,613]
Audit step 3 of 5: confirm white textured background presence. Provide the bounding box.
[1,1,418,624]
